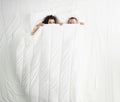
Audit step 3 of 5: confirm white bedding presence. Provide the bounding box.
[16,25,111,102]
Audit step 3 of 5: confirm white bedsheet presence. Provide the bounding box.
[16,25,111,102]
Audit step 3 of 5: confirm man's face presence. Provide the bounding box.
[68,19,78,24]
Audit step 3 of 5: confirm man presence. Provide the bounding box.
[67,17,84,25]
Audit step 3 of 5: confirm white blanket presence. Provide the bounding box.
[16,25,110,102]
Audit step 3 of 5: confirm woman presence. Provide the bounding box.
[31,15,59,35]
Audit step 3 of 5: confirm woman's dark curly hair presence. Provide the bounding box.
[42,15,58,24]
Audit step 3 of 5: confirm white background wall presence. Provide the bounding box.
[0,0,120,102]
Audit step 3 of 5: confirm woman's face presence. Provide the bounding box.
[48,19,55,24]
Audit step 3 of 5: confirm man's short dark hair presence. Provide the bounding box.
[68,17,78,23]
